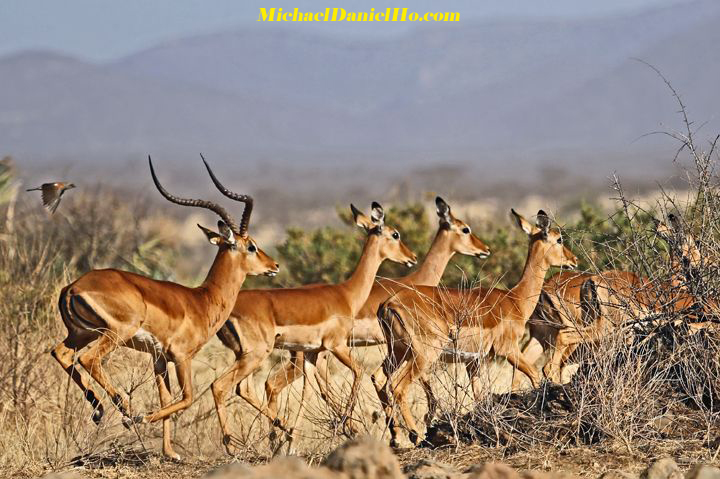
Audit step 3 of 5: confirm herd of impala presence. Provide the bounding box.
[49,157,713,459]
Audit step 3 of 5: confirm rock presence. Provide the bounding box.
[39,473,86,479]
[465,463,522,479]
[405,458,462,479]
[598,471,638,479]
[522,471,577,479]
[323,436,403,479]
[641,458,682,479]
[686,465,720,479]
[203,462,254,477]
[203,457,338,479]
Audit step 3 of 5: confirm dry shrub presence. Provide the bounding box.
[415,69,720,462]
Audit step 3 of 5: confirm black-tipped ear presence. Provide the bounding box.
[511,209,533,235]
[536,210,550,235]
[198,223,222,245]
[370,202,384,225]
[436,196,452,224]
[217,220,235,243]
[350,204,362,221]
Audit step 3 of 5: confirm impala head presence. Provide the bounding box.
[511,209,577,269]
[435,196,491,259]
[148,156,279,277]
[655,213,701,269]
[351,202,417,267]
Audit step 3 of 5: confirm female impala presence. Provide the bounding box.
[521,213,712,387]
[51,157,278,459]
[260,197,491,430]
[377,209,577,445]
[212,202,417,452]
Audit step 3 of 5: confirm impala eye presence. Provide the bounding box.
[462,227,470,234]
[248,243,257,253]
[557,237,563,244]
[392,232,400,240]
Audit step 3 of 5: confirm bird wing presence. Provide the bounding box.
[41,184,62,214]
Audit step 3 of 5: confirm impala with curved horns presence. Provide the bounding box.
[51,156,278,459]
[376,209,578,446]
[259,197,491,443]
[212,201,418,453]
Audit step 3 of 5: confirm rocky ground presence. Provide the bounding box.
[39,437,720,479]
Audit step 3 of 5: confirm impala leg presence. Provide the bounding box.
[420,374,437,426]
[265,351,305,452]
[52,337,106,424]
[285,356,311,456]
[139,358,193,424]
[465,359,486,401]
[328,345,363,436]
[211,350,278,454]
[504,349,540,390]
[312,352,341,413]
[511,338,545,391]
[265,351,304,421]
[544,329,581,383]
[388,355,425,446]
[78,335,130,415]
[153,355,180,460]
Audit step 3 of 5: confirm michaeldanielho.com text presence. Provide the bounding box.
[258,8,460,22]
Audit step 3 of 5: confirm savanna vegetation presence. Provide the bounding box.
[0,83,719,478]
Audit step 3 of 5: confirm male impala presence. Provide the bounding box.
[212,202,417,452]
[51,157,278,459]
[261,197,491,431]
[377,209,577,445]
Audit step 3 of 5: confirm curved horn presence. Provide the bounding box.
[148,156,240,234]
[201,154,253,237]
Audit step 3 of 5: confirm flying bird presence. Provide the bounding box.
[26,182,76,214]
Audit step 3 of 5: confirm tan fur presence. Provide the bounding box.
[51,164,278,460]
[211,203,418,453]
[376,209,578,446]
[260,200,492,436]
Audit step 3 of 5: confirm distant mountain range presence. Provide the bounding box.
[2,0,719,194]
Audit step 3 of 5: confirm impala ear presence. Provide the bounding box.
[510,209,534,235]
[536,210,550,237]
[655,218,672,239]
[370,202,385,226]
[667,213,683,233]
[436,196,452,226]
[352,204,372,230]
[198,224,223,245]
[217,220,235,243]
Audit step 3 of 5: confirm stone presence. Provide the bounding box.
[323,436,403,479]
[203,457,338,479]
[641,458,682,479]
[598,471,638,479]
[405,458,462,479]
[686,465,720,479]
[465,463,522,479]
[39,473,86,479]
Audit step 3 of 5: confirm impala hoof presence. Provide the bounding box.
[408,430,425,447]
[121,414,144,429]
[163,451,182,462]
[91,405,104,425]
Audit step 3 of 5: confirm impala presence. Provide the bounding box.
[261,197,491,435]
[212,202,417,453]
[376,209,578,445]
[516,213,710,388]
[51,157,278,459]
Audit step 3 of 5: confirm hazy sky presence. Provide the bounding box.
[1,0,690,61]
